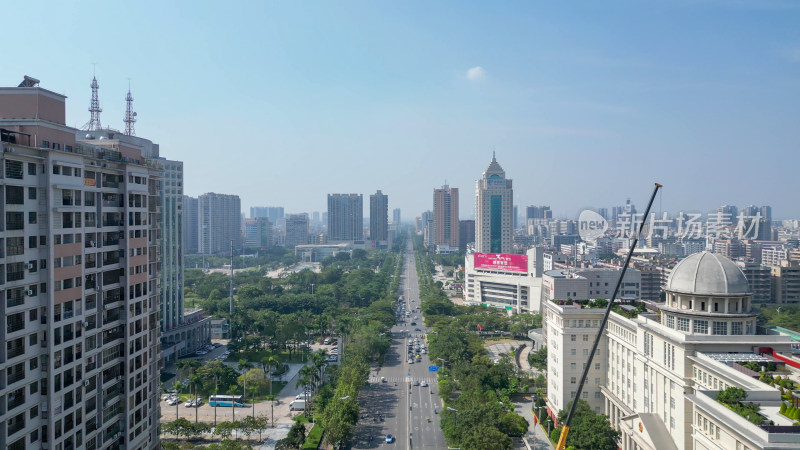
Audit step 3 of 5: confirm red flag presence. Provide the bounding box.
[477,324,482,331]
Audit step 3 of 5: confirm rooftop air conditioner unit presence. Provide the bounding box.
[24,289,34,296]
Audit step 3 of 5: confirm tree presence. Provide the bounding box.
[460,424,513,450]
[172,381,183,418]
[554,400,620,450]
[277,420,306,449]
[213,421,236,440]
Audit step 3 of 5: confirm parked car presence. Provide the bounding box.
[385,434,394,443]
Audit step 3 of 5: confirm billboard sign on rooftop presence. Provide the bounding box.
[474,252,527,273]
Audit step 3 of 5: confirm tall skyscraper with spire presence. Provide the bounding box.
[475,153,513,253]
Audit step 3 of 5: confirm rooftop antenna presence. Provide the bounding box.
[124,79,137,136]
[83,65,102,131]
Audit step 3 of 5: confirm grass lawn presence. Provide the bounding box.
[302,424,324,449]
[293,413,310,424]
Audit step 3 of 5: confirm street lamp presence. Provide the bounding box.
[446,407,458,428]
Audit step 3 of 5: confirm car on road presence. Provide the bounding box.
[412,380,420,386]
[408,358,414,364]
[410,322,416,326]
[385,434,394,443]
[414,328,422,331]
[421,380,428,387]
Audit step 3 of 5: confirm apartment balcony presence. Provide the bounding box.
[6,388,25,412]
[7,412,25,436]
[7,341,25,359]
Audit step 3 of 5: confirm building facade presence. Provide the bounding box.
[433,185,459,251]
[369,190,388,242]
[475,154,513,253]
[464,247,544,313]
[327,194,363,242]
[546,252,800,450]
[182,195,198,254]
[458,219,475,252]
[284,213,309,249]
[244,218,271,250]
[198,192,241,254]
[1,82,161,449]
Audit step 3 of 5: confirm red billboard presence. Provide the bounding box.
[474,252,528,272]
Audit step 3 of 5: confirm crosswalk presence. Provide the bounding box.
[369,376,438,384]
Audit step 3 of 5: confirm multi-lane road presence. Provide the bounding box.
[349,243,446,449]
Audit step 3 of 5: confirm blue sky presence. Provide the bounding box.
[4,1,799,219]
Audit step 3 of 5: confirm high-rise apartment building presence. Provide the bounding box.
[159,165,210,362]
[182,195,199,254]
[0,80,161,449]
[199,193,241,254]
[285,214,309,249]
[526,205,552,220]
[244,218,271,249]
[433,185,459,249]
[159,161,184,330]
[250,206,284,223]
[459,219,475,252]
[327,194,363,241]
[475,154,513,253]
[369,190,388,241]
[393,208,401,225]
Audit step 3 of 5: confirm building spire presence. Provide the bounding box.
[83,72,103,131]
[124,80,136,136]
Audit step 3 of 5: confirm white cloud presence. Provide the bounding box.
[466,66,486,81]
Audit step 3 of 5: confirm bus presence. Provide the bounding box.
[208,395,244,407]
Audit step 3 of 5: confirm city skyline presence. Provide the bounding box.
[2,2,798,219]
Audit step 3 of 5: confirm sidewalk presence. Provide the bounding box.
[513,398,554,450]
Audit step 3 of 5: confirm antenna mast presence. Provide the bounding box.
[83,71,103,131]
[124,80,136,136]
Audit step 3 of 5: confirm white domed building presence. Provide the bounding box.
[544,252,800,450]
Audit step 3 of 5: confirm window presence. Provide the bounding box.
[731,322,743,335]
[6,185,25,204]
[713,321,727,335]
[677,317,689,332]
[666,315,675,328]
[27,163,37,175]
[571,377,577,384]
[693,320,708,334]
[571,334,576,341]
[28,212,37,224]
[583,335,589,341]
[53,164,60,175]
[571,349,576,356]
[5,160,24,179]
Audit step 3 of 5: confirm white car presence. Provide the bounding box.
[167,399,178,406]
[185,400,194,407]
[421,380,428,387]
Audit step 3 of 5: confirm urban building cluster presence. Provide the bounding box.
[182,191,401,262]
[415,152,800,450]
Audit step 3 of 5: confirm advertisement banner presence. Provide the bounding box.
[474,252,528,272]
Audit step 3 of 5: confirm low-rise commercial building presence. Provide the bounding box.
[463,247,544,313]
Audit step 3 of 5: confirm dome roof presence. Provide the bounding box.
[665,251,750,296]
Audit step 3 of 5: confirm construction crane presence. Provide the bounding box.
[556,182,662,450]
